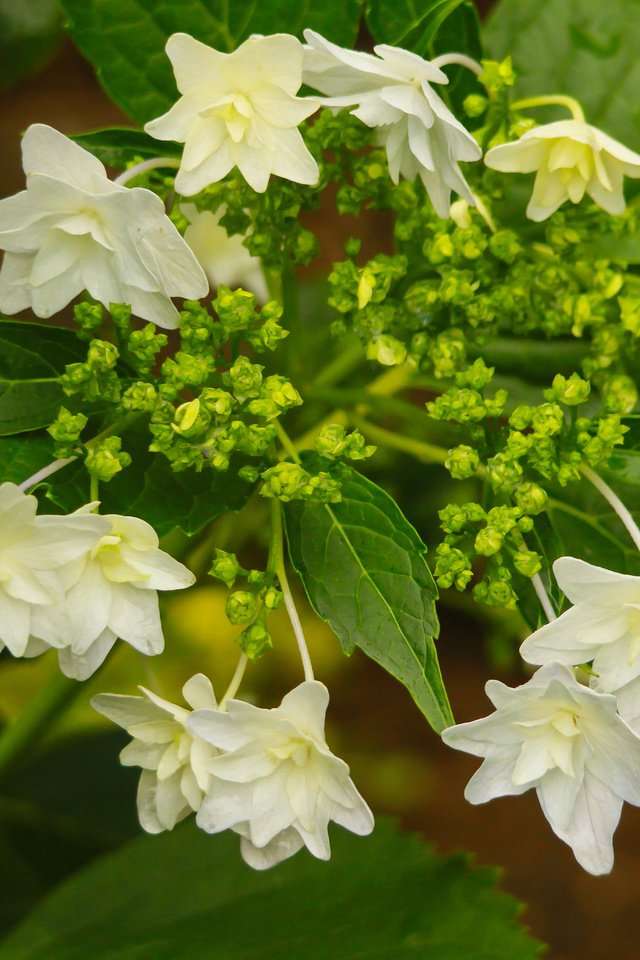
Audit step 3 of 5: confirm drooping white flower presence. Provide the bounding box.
[442,662,640,875]
[302,30,482,217]
[189,680,374,870]
[181,204,268,301]
[0,482,108,659]
[0,124,207,328]
[92,674,219,832]
[145,33,320,195]
[484,120,640,221]
[51,511,195,680]
[521,557,640,726]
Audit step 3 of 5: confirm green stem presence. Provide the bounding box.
[0,671,84,785]
[275,420,302,464]
[511,95,585,123]
[269,498,314,681]
[350,416,449,466]
[219,653,249,708]
[311,337,364,389]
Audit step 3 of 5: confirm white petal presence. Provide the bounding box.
[108,583,164,655]
[268,128,319,186]
[239,828,304,870]
[463,751,528,804]
[136,769,164,833]
[520,603,622,666]
[91,692,165,729]
[553,556,640,605]
[155,770,189,830]
[279,681,329,741]
[58,627,117,679]
[0,593,32,657]
[182,673,217,710]
[119,740,166,769]
[21,124,107,189]
[0,251,33,313]
[188,708,249,750]
[65,561,112,651]
[484,138,546,174]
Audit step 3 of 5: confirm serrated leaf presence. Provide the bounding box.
[59,0,363,124]
[0,321,86,436]
[284,458,453,733]
[71,128,181,168]
[485,0,640,149]
[0,819,544,960]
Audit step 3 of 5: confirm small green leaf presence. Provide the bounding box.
[0,321,86,436]
[284,457,453,733]
[485,0,640,149]
[71,128,181,168]
[59,0,363,124]
[0,819,544,960]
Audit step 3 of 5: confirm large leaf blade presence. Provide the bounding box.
[284,459,453,732]
[0,820,544,960]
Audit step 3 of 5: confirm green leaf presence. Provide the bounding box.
[484,0,640,149]
[366,0,461,52]
[429,2,483,113]
[0,819,544,960]
[0,0,63,90]
[284,458,453,732]
[0,321,86,436]
[39,430,256,537]
[71,128,181,168]
[59,0,363,124]
[0,434,56,485]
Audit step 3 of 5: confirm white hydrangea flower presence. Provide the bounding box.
[521,557,640,728]
[484,120,640,221]
[92,674,219,832]
[0,482,108,659]
[189,680,374,870]
[0,124,207,328]
[51,511,195,680]
[302,30,481,217]
[145,33,320,195]
[442,662,640,875]
[181,203,268,301]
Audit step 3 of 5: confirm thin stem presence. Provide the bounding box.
[19,457,76,492]
[90,475,99,503]
[275,420,302,464]
[350,416,449,466]
[0,671,83,784]
[510,95,585,123]
[532,573,557,622]
[219,654,249,708]
[269,498,314,681]
[311,338,364,389]
[431,52,483,75]
[581,464,640,552]
[114,157,181,186]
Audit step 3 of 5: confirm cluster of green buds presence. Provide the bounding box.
[435,501,541,608]
[314,424,376,462]
[60,338,121,404]
[259,461,342,503]
[209,549,283,661]
[48,407,88,458]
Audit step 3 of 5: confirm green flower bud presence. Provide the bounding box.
[214,285,257,331]
[122,382,157,412]
[603,375,638,414]
[264,586,282,610]
[85,436,131,482]
[48,407,88,456]
[210,549,243,587]
[463,94,488,117]
[509,405,534,430]
[445,445,480,479]
[172,399,211,438]
[162,351,215,390]
[366,334,407,367]
[513,550,542,577]
[456,358,494,390]
[479,57,516,93]
[532,402,564,436]
[226,590,258,625]
[545,373,591,406]
[619,297,640,336]
[260,462,309,501]
[434,543,474,591]
[475,526,503,556]
[514,482,548,515]
[238,620,273,661]
[74,301,103,337]
[87,339,119,372]
[431,329,466,379]
[315,424,375,462]
[487,454,523,493]
[199,388,236,420]
[225,356,263,400]
[489,230,522,264]
[238,465,260,483]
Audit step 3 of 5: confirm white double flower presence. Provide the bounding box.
[442,662,640,875]
[0,125,207,328]
[94,677,373,870]
[0,484,194,678]
[145,33,320,195]
[302,30,481,217]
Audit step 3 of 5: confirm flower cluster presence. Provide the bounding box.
[93,678,373,869]
[0,483,193,679]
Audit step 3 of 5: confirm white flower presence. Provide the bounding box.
[181,204,268,301]
[189,680,374,870]
[442,662,640,875]
[145,33,319,195]
[92,674,219,832]
[52,511,195,680]
[0,124,207,328]
[0,483,108,659]
[302,30,481,218]
[484,120,640,221]
[521,557,640,726]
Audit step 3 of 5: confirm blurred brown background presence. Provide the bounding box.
[2,8,640,960]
